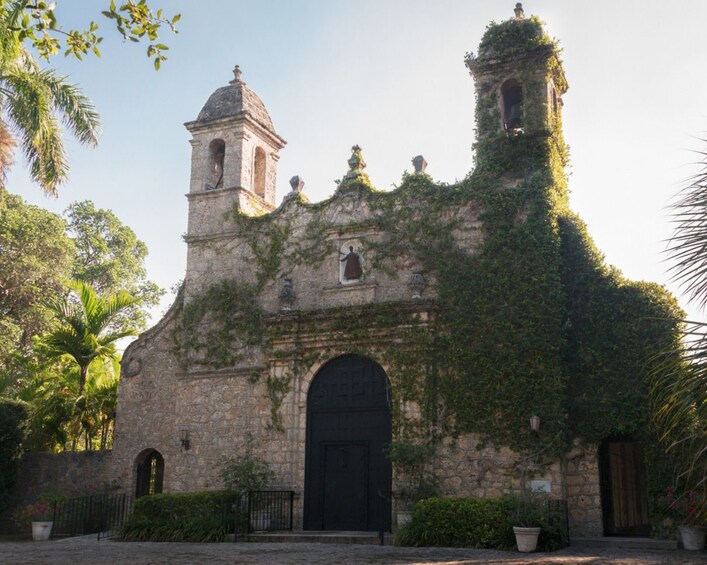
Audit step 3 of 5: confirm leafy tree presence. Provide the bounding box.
[0,1,179,196]
[42,279,138,396]
[66,200,164,331]
[0,193,74,375]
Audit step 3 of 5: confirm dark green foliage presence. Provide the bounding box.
[476,16,553,60]
[559,214,684,442]
[120,491,235,542]
[396,496,566,551]
[0,399,28,512]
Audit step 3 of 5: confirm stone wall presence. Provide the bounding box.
[564,443,603,537]
[11,451,115,504]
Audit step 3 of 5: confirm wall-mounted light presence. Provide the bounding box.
[180,429,190,450]
[530,415,541,432]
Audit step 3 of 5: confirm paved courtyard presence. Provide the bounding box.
[0,537,705,565]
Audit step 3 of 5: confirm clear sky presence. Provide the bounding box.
[8,0,707,325]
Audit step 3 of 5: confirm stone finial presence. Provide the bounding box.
[345,145,367,179]
[289,175,305,193]
[412,155,427,174]
[229,64,244,85]
[279,277,296,312]
[514,3,525,20]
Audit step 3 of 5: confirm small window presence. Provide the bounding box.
[501,79,523,131]
[207,139,225,190]
[253,146,266,198]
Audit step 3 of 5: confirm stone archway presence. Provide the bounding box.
[303,354,392,531]
[135,449,164,498]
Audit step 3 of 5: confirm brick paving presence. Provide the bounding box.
[0,537,705,565]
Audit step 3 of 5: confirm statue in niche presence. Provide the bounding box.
[340,245,363,281]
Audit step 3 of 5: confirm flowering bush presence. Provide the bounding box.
[12,501,58,527]
[658,486,702,525]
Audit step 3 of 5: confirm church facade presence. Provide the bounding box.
[112,6,680,538]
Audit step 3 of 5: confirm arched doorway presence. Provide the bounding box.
[304,354,392,531]
[598,438,650,535]
[135,449,164,498]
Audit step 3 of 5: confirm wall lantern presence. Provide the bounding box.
[180,429,190,450]
[529,415,540,432]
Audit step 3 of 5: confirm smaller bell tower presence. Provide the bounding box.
[184,66,286,238]
[466,4,568,165]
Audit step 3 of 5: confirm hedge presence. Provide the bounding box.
[120,491,237,542]
[395,496,567,551]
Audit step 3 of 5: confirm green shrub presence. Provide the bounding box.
[120,491,237,542]
[395,496,567,551]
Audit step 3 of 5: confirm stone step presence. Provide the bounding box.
[228,531,392,545]
[571,537,678,551]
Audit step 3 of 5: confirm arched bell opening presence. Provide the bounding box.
[207,139,225,190]
[501,79,523,131]
[253,146,266,198]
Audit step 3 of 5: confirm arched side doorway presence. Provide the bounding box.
[135,449,165,498]
[598,438,650,536]
[304,354,392,531]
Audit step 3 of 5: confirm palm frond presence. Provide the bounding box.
[39,69,100,146]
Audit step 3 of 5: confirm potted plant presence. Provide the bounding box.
[385,440,439,528]
[12,500,58,541]
[220,437,274,533]
[513,492,547,552]
[661,486,705,550]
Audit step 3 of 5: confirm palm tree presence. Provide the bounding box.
[43,280,138,396]
[0,2,100,196]
[656,142,707,521]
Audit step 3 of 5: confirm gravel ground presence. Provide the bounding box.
[0,536,705,565]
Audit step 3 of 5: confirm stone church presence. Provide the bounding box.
[113,5,680,538]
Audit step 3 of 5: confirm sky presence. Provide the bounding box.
[8,0,707,326]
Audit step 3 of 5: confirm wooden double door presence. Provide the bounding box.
[304,355,391,531]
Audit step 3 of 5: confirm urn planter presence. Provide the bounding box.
[513,526,540,552]
[679,525,706,551]
[31,521,53,541]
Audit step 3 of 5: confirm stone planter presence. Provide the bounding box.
[679,525,706,551]
[31,521,53,541]
[513,526,540,552]
[396,510,413,528]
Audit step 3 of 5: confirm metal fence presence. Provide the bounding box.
[233,490,294,539]
[547,498,570,547]
[52,493,133,540]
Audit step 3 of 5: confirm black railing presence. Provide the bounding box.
[378,490,392,545]
[547,498,570,547]
[51,494,133,540]
[233,491,294,540]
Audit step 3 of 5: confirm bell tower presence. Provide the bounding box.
[465,4,568,166]
[184,66,286,238]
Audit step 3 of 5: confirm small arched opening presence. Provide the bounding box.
[253,146,266,198]
[501,79,523,131]
[207,139,225,190]
[135,448,165,498]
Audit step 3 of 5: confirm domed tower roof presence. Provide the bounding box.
[195,65,277,135]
